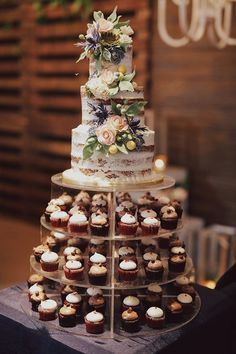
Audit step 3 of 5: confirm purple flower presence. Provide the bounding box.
[109,46,125,64]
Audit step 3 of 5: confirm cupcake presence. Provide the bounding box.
[121,308,140,333]
[118,246,136,262]
[171,200,183,218]
[59,305,77,327]
[137,192,154,209]
[145,260,164,280]
[85,311,104,334]
[40,251,59,272]
[172,275,190,294]
[120,200,136,214]
[52,231,68,249]
[177,293,193,313]
[181,285,196,301]
[170,246,186,257]
[86,287,103,299]
[138,208,157,222]
[74,191,91,210]
[116,192,132,204]
[68,214,88,233]
[147,283,163,297]
[118,260,139,282]
[166,299,183,322]
[141,217,160,236]
[88,264,107,285]
[50,211,69,228]
[160,206,178,230]
[69,205,88,217]
[64,292,83,314]
[168,255,186,273]
[63,260,84,281]
[87,294,106,314]
[33,244,49,262]
[38,299,58,321]
[145,306,165,329]
[63,246,82,263]
[49,198,67,211]
[142,251,159,267]
[118,213,139,236]
[89,239,107,257]
[90,214,109,236]
[45,234,59,253]
[61,284,78,302]
[44,204,60,223]
[27,273,44,288]
[151,196,170,214]
[58,192,73,210]
[30,291,47,312]
[139,237,157,254]
[28,283,45,300]
[89,252,106,267]
[122,296,141,314]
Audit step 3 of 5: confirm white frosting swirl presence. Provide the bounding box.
[64,246,80,256]
[143,252,158,262]
[29,283,44,295]
[118,246,134,256]
[50,211,69,220]
[41,251,59,263]
[176,276,190,286]
[40,299,57,311]
[177,293,193,304]
[66,292,82,304]
[120,213,136,224]
[143,217,160,226]
[146,306,164,318]
[123,296,140,307]
[50,198,65,206]
[86,311,104,323]
[91,214,107,225]
[141,209,157,218]
[148,283,162,293]
[90,252,106,264]
[69,213,87,224]
[119,260,137,271]
[171,247,185,254]
[87,287,103,297]
[90,238,104,245]
[65,260,82,270]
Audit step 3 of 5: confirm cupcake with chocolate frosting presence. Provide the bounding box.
[121,307,140,333]
[118,213,139,236]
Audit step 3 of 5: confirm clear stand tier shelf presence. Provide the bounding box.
[28,173,200,338]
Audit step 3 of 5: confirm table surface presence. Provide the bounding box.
[0,283,236,354]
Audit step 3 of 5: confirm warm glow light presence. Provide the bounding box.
[154,154,167,172]
[203,280,216,289]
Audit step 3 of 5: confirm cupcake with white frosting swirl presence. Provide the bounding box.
[118,213,139,236]
[68,213,88,234]
[63,260,84,281]
[118,259,139,281]
[40,251,59,272]
[141,216,160,236]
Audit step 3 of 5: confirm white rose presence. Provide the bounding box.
[97,18,114,32]
[100,70,115,85]
[120,25,134,36]
[119,34,133,44]
[86,78,109,100]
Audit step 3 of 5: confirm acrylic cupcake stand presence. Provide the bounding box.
[24,173,201,338]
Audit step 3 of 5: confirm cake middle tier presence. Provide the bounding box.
[71,124,155,179]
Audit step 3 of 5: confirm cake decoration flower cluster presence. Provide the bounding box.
[76,6,134,68]
[83,101,147,160]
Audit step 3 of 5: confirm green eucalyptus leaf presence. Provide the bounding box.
[109,87,119,96]
[76,51,87,63]
[103,48,111,61]
[119,80,134,92]
[93,10,104,21]
[126,101,148,116]
[124,70,135,82]
[116,143,128,154]
[83,142,97,160]
[111,101,121,115]
[107,6,117,22]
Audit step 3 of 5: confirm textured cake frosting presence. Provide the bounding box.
[62,8,159,186]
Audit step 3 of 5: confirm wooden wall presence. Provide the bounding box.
[0,0,151,221]
[151,1,236,226]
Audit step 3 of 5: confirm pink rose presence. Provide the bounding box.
[96,125,116,145]
[107,115,129,131]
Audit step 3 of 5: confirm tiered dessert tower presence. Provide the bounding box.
[27,8,200,338]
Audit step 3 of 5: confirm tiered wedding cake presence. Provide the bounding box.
[62,7,157,186]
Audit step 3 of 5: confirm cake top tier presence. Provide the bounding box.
[76,7,134,77]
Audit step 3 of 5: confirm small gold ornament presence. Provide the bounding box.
[126,141,136,151]
[109,145,118,154]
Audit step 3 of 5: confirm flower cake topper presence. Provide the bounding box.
[83,101,147,160]
[76,7,134,68]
